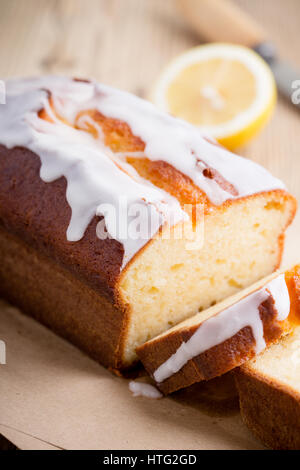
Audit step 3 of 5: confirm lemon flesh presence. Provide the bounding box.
[153,44,276,150]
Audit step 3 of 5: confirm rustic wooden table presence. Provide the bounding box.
[0,0,299,450]
[0,0,299,198]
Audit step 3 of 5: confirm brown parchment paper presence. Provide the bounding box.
[0,214,299,450]
[0,425,60,450]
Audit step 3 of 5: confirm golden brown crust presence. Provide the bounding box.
[137,292,293,395]
[0,144,124,302]
[285,265,300,325]
[0,226,131,370]
[235,367,300,450]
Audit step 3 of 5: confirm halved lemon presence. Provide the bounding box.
[151,43,276,149]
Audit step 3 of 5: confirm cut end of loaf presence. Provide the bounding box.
[119,190,296,366]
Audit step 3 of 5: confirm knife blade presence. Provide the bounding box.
[254,42,300,108]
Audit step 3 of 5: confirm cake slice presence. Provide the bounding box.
[0,77,296,371]
[236,326,300,450]
[137,266,300,394]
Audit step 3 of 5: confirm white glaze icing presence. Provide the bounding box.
[0,76,285,268]
[0,77,185,267]
[266,274,291,321]
[153,274,290,383]
[129,380,162,399]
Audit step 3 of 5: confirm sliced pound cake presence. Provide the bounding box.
[137,266,300,394]
[0,76,296,370]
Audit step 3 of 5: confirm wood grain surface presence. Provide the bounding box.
[0,0,299,199]
[0,0,299,451]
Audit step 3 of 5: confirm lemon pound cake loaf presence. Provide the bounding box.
[236,326,300,450]
[137,266,300,394]
[0,76,296,371]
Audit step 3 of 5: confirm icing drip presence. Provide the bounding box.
[0,77,285,268]
[266,274,291,321]
[129,380,162,399]
[153,274,290,383]
[0,78,185,268]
